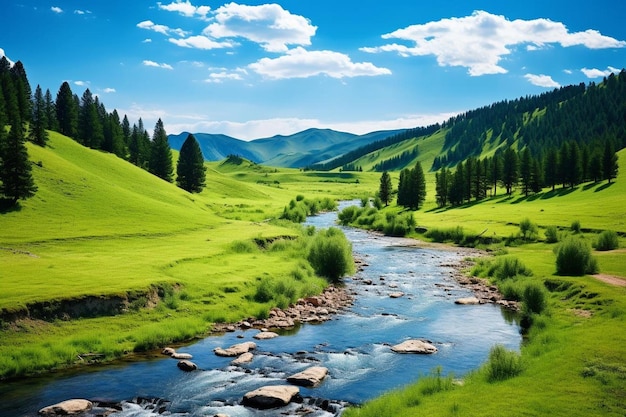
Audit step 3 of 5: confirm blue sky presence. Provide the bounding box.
[1,1,625,140]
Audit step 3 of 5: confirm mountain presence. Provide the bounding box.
[168,128,404,168]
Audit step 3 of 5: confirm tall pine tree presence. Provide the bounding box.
[149,118,173,182]
[176,133,206,193]
[55,82,78,138]
[29,84,48,146]
[0,119,37,204]
[378,171,392,206]
[602,140,619,183]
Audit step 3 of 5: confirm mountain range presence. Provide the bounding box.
[168,128,405,168]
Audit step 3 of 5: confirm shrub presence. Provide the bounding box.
[571,220,582,234]
[425,226,465,244]
[373,196,384,210]
[594,230,619,251]
[338,206,361,225]
[544,225,560,243]
[522,282,547,315]
[480,256,532,281]
[230,239,257,253]
[485,345,523,382]
[555,237,599,276]
[360,196,370,207]
[519,218,539,241]
[307,227,354,283]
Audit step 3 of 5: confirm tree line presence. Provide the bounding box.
[434,141,618,207]
[0,57,207,205]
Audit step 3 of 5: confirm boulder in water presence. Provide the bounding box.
[177,360,198,371]
[391,339,437,354]
[242,385,300,409]
[39,399,93,416]
[214,341,257,357]
[287,366,329,387]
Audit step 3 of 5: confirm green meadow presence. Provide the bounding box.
[1,131,625,416]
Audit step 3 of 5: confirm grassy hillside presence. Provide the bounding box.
[0,132,376,378]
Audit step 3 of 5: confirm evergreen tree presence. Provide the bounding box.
[568,142,582,188]
[489,154,502,197]
[501,148,518,195]
[530,159,543,193]
[378,171,392,206]
[589,153,602,183]
[29,84,48,146]
[10,61,31,124]
[435,168,450,207]
[602,140,619,183]
[44,88,58,131]
[448,162,465,206]
[0,120,37,204]
[557,142,570,188]
[122,114,131,152]
[410,161,426,210]
[176,133,206,193]
[544,147,558,191]
[396,169,409,207]
[78,88,104,148]
[55,82,78,138]
[149,118,173,182]
[520,148,532,196]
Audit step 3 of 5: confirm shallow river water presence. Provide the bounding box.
[2,201,521,416]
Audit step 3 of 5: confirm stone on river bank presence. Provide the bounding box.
[177,360,198,371]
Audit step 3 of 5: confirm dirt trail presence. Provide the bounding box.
[593,274,626,287]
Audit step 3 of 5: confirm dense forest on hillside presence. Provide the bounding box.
[0,57,206,204]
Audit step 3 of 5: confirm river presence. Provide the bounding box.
[1,201,521,416]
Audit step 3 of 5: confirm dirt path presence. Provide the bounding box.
[593,274,626,287]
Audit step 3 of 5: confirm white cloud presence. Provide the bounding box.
[168,35,234,50]
[581,66,620,78]
[205,70,245,83]
[249,47,391,79]
[158,1,211,19]
[137,20,189,37]
[362,10,626,76]
[51,6,63,13]
[524,73,560,88]
[74,10,91,15]
[563,69,573,74]
[143,38,153,43]
[103,88,116,93]
[143,60,174,70]
[203,3,317,52]
[74,80,89,87]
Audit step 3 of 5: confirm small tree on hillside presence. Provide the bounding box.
[29,84,48,146]
[0,120,37,204]
[378,171,392,206]
[602,140,619,183]
[176,133,206,193]
[149,118,173,182]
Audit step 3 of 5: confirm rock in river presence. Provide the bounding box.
[242,385,300,409]
[231,352,254,365]
[39,399,93,416]
[253,331,279,340]
[287,366,329,387]
[391,339,437,354]
[177,360,198,372]
[214,341,257,357]
[455,297,481,305]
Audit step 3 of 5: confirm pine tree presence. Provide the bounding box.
[44,88,58,131]
[397,169,409,207]
[520,148,532,196]
[501,148,518,195]
[0,120,37,204]
[78,88,104,148]
[149,118,173,182]
[55,82,78,138]
[176,133,206,193]
[378,171,392,206]
[29,85,48,146]
[410,161,426,209]
[544,147,558,191]
[602,140,619,183]
[10,61,31,124]
[435,168,450,207]
[489,154,502,197]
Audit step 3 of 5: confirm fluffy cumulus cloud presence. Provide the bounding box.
[362,10,626,76]
[204,68,246,83]
[158,0,211,19]
[137,20,188,37]
[51,6,63,14]
[168,35,234,50]
[249,47,391,79]
[524,74,560,88]
[203,3,317,52]
[143,60,174,70]
[581,66,620,78]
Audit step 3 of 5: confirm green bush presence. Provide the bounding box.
[473,256,532,281]
[571,220,582,234]
[594,230,619,251]
[544,225,560,243]
[522,282,547,315]
[425,226,465,244]
[307,227,354,283]
[555,237,599,276]
[519,218,539,241]
[485,345,523,382]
